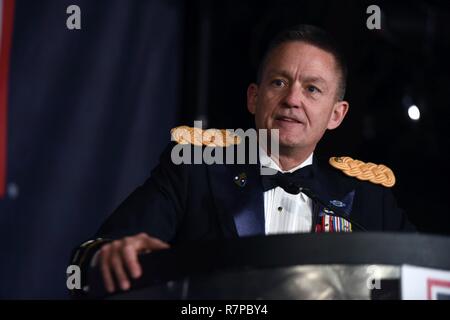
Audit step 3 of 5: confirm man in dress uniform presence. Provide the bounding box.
[71,25,415,294]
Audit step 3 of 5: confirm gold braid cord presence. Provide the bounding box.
[329,156,396,187]
[171,126,241,147]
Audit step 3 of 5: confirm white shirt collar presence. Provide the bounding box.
[259,146,313,173]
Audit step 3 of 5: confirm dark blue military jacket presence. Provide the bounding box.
[93,142,415,244]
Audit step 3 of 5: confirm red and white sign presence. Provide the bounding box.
[402,265,450,300]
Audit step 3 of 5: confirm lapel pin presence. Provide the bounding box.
[330,200,346,208]
[234,172,247,187]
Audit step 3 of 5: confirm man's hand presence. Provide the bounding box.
[98,233,170,293]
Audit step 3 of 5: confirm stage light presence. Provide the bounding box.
[408,105,420,121]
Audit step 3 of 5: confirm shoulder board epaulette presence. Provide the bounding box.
[170,126,241,147]
[329,156,396,187]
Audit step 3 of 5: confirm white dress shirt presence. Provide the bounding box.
[259,147,314,235]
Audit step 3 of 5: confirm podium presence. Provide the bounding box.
[85,232,450,299]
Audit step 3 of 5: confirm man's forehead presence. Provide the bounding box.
[266,69,329,83]
[264,42,339,80]
[270,42,335,66]
[272,40,334,58]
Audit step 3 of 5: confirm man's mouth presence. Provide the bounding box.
[275,116,302,124]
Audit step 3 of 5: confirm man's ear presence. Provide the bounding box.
[327,100,349,130]
[247,83,258,115]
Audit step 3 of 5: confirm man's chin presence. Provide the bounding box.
[278,133,305,147]
[279,140,305,150]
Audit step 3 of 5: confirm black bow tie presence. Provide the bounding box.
[261,165,314,194]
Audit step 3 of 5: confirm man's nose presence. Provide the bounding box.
[282,83,303,108]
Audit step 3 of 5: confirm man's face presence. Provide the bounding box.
[247,41,349,153]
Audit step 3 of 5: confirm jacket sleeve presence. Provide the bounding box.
[68,142,189,296]
[94,142,189,242]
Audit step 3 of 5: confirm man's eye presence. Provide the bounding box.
[271,79,285,87]
[307,85,321,93]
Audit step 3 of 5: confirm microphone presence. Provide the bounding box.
[284,183,367,231]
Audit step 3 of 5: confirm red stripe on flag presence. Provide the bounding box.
[0,0,15,198]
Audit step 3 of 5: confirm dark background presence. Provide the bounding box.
[0,0,449,298]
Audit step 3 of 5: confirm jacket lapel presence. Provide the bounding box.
[208,161,265,238]
[207,153,359,236]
